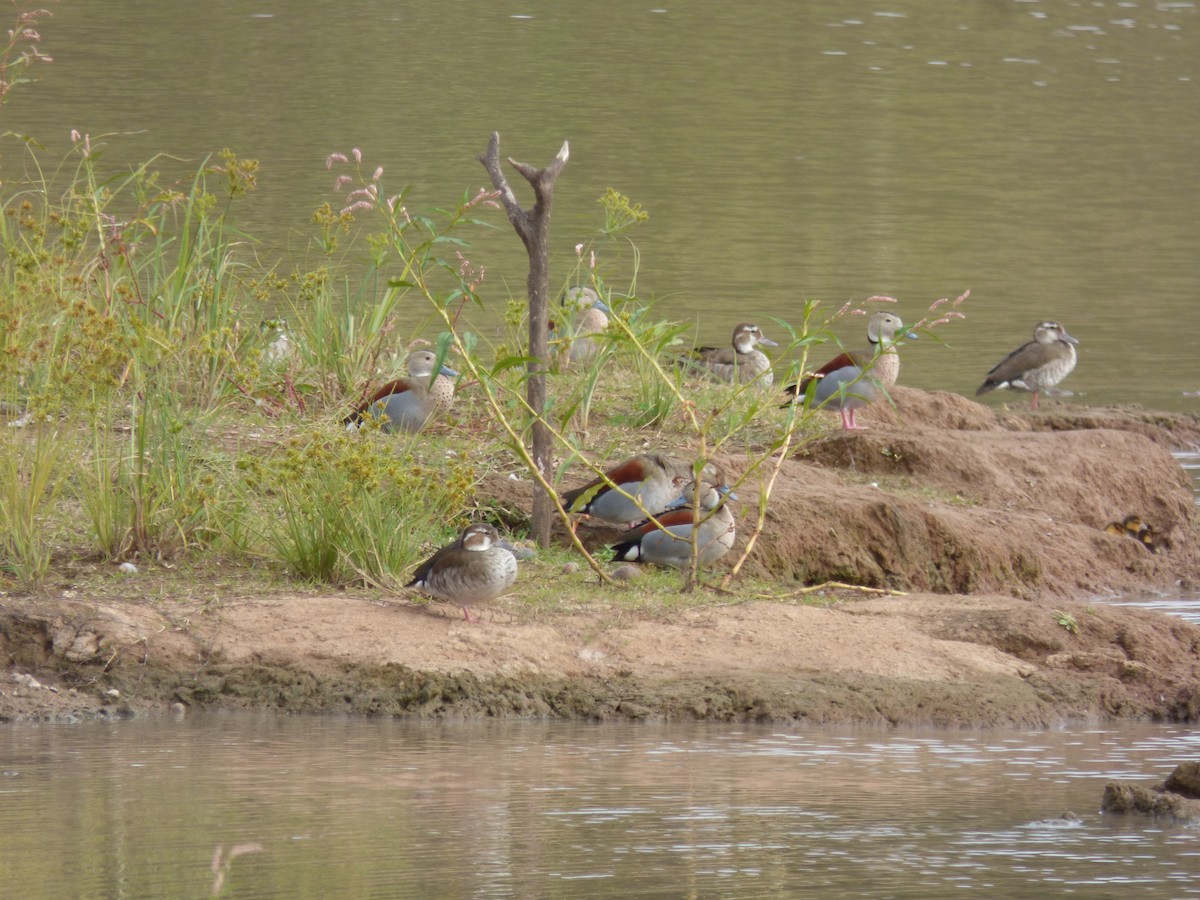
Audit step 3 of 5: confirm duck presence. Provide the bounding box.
[1104,514,1162,554]
[552,286,611,368]
[688,323,779,385]
[260,317,294,365]
[560,454,721,529]
[406,523,518,623]
[609,482,736,569]
[976,321,1078,410]
[344,350,458,433]
[782,311,914,430]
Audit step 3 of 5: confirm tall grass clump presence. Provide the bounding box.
[1,132,266,414]
[0,425,66,583]
[77,388,234,562]
[238,427,477,587]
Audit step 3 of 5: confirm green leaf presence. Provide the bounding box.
[491,354,536,375]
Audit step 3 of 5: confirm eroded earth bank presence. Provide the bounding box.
[3,388,1200,727]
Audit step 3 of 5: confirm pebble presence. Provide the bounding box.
[561,562,580,575]
[106,688,121,699]
[611,565,641,581]
[117,562,139,575]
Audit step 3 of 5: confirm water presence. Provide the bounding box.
[1,0,1198,410]
[2,6,1199,895]
[1176,450,1200,503]
[1,716,1198,898]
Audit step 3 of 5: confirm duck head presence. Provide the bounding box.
[732,322,779,354]
[1033,321,1079,347]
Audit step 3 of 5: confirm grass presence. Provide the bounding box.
[0,39,968,611]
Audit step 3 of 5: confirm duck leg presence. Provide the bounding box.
[841,408,867,430]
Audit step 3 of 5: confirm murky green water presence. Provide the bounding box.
[2,0,1197,410]
[2,10,1197,891]
[2,717,1199,898]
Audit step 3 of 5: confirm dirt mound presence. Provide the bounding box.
[774,428,1194,597]
[4,391,1200,726]
[532,389,1200,598]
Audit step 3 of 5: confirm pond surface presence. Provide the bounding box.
[2,8,1198,894]
[1,716,1199,898]
[1,0,1198,410]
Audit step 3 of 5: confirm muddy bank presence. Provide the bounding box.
[2,393,1199,726]
[3,590,1199,727]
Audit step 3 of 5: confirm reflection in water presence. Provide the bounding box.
[1,717,1198,897]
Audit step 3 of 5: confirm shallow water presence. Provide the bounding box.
[1,716,1198,898]
[1112,590,1200,625]
[1176,451,1200,503]
[2,0,1198,411]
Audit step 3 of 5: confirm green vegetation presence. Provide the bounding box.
[1053,610,1080,634]
[0,5,963,606]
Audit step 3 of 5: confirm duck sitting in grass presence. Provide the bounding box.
[551,286,611,368]
[686,323,779,386]
[344,350,458,434]
[560,454,722,530]
[609,481,736,570]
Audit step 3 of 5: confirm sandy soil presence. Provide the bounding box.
[3,389,1200,726]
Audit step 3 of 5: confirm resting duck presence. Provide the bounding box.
[560,454,720,529]
[782,311,913,430]
[260,317,294,365]
[1104,514,1162,554]
[344,350,458,433]
[406,523,518,623]
[552,286,611,367]
[688,323,779,385]
[976,321,1078,409]
[609,482,736,569]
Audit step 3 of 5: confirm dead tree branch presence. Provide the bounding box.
[479,131,569,549]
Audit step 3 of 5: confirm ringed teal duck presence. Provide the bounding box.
[609,482,736,569]
[260,317,294,365]
[783,311,914,430]
[553,286,612,368]
[407,523,518,623]
[689,323,779,386]
[976,321,1078,409]
[560,454,720,529]
[344,350,458,433]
